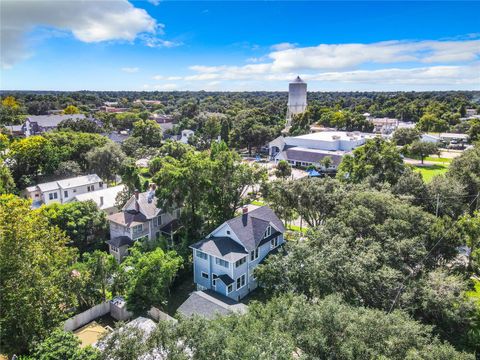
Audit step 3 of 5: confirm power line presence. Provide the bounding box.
[387,192,480,314]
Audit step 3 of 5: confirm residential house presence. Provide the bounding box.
[107,187,180,262]
[24,114,86,136]
[190,206,285,301]
[70,184,125,215]
[24,174,104,207]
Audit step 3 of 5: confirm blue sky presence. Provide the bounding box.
[1,1,479,91]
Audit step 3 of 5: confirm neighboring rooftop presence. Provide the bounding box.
[26,114,85,127]
[177,290,248,319]
[292,131,373,142]
[57,174,103,189]
[283,147,344,166]
[27,174,102,193]
[123,190,160,220]
[72,185,125,210]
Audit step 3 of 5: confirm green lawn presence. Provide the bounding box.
[413,164,449,183]
[466,279,480,310]
[424,156,453,163]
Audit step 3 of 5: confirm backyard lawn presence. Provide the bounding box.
[413,164,449,183]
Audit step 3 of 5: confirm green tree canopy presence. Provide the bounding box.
[0,196,78,355]
[41,200,108,252]
[86,142,126,182]
[337,138,405,185]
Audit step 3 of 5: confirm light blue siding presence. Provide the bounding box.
[191,233,285,300]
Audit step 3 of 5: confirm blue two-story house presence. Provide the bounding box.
[190,206,285,301]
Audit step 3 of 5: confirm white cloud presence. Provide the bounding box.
[185,38,480,79]
[148,0,161,5]
[154,83,178,90]
[1,0,157,68]
[121,67,139,73]
[177,37,480,89]
[153,75,182,80]
[141,34,182,48]
[270,42,297,51]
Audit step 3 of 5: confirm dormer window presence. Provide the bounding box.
[264,226,271,238]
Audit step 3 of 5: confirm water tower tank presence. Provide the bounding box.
[287,76,307,122]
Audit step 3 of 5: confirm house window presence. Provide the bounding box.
[155,215,162,227]
[215,258,229,268]
[99,182,104,188]
[227,284,233,294]
[235,256,246,268]
[73,189,77,193]
[212,274,218,287]
[48,192,58,200]
[271,236,279,249]
[236,274,246,290]
[64,190,68,198]
[132,224,143,236]
[111,246,119,253]
[226,230,231,235]
[250,248,259,261]
[196,250,208,260]
[201,272,209,279]
[264,226,271,238]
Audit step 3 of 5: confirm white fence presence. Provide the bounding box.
[64,301,110,331]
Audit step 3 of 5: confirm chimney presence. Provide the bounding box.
[99,196,104,207]
[134,189,140,212]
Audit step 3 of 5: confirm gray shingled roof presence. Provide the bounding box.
[190,237,248,262]
[177,290,247,319]
[27,114,85,127]
[217,274,234,286]
[123,190,160,220]
[108,211,147,227]
[225,206,285,251]
[106,236,134,248]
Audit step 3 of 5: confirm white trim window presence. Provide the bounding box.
[64,190,68,198]
[132,224,143,236]
[235,256,246,268]
[196,250,208,260]
[48,192,58,200]
[227,284,233,294]
[264,226,272,238]
[271,236,279,249]
[201,272,209,279]
[250,248,259,261]
[215,258,229,268]
[111,245,119,253]
[212,274,218,287]
[236,274,246,290]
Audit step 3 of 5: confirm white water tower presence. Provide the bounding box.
[286,76,307,124]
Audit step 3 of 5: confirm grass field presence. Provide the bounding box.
[413,163,449,183]
[424,156,453,163]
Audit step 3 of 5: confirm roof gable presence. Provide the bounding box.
[225,206,285,251]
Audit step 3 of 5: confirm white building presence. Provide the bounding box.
[24,174,104,207]
[179,129,194,144]
[71,185,125,215]
[286,76,307,124]
[269,131,376,168]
